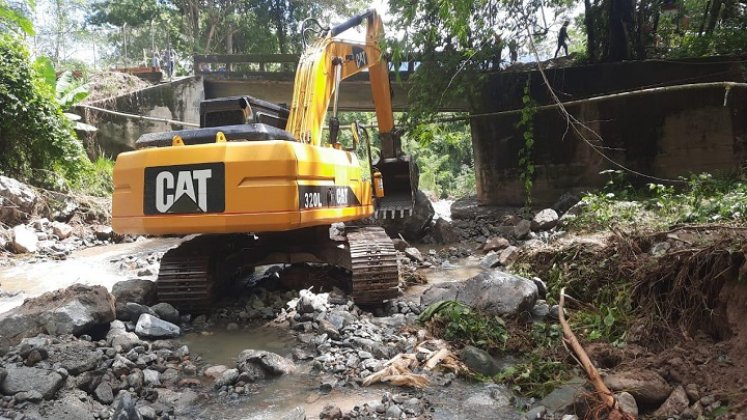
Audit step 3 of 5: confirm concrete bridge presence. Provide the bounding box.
[193,54,468,112]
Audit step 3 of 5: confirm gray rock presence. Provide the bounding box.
[513,220,531,239]
[461,389,515,418]
[538,377,586,413]
[112,391,143,420]
[238,349,295,376]
[159,368,180,386]
[0,365,65,400]
[459,346,502,376]
[215,368,239,388]
[203,365,229,380]
[532,277,548,298]
[552,193,581,215]
[604,369,672,406]
[14,389,43,402]
[111,332,142,353]
[93,225,113,240]
[137,405,157,420]
[480,252,501,269]
[531,209,559,231]
[11,225,38,253]
[119,302,156,322]
[615,391,639,417]
[49,340,102,375]
[94,381,114,404]
[385,404,402,418]
[135,314,180,338]
[142,369,160,386]
[531,301,550,319]
[0,176,37,225]
[653,386,689,417]
[51,221,74,239]
[432,218,461,244]
[525,405,547,419]
[111,279,157,316]
[44,392,97,420]
[150,303,180,324]
[0,284,115,342]
[421,283,461,306]
[404,247,424,263]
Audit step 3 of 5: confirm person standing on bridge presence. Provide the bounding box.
[554,21,571,58]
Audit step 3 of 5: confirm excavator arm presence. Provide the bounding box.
[285,9,414,218]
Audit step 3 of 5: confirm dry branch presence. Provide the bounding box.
[558,288,636,419]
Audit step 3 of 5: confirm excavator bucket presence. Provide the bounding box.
[374,156,418,219]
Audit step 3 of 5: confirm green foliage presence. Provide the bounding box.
[0,0,34,35]
[570,171,747,230]
[33,56,95,132]
[403,118,475,198]
[76,156,114,196]
[496,356,570,398]
[0,34,90,186]
[516,78,536,208]
[419,301,508,351]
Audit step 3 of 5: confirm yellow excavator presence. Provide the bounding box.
[111,10,417,311]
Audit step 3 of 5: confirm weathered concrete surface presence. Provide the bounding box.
[471,56,747,206]
[80,77,203,155]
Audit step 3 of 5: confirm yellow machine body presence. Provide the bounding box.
[113,140,373,235]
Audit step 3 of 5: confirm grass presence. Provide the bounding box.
[74,156,114,197]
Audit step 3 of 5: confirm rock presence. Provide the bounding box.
[479,252,501,269]
[111,279,157,315]
[111,332,142,353]
[51,221,74,239]
[615,392,639,417]
[552,193,581,215]
[137,405,157,420]
[459,271,538,316]
[93,225,113,240]
[111,391,143,420]
[0,366,65,400]
[432,218,461,244]
[142,369,161,386]
[49,340,102,375]
[238,349,295,376]
[459,346,502,376]
[215,368,239,388]
[135,314,180,338]
[150,302,180,324]
[531,301,550,319]
[380,190,434,240]
[15,389,43,402]
[531,209,559,231]
[604,369,672,406]
[420,283,460,306]
[0,176,37,224]
[0,284,115,342]
[94,381,114,404]
[10,224,38,253]
[385,404,403,418]
[120,302,156,322]
[460,388,514,418]
[404,247,424,263]
[497,246,519,266]
[525,406,547,419]
[392,238,409,251]
[319,404,343,419]
[538,377,586,413]
[483,236,510,252]
[293,289,329,314]
[44,392,97,420]
[513,220,531,239]
[204,365,229,380]
[532,277,547,298]
[685,383,699,402]
[653,386,689,417]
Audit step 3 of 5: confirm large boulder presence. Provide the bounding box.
[604,369,672,406]
[134,314,180,338]
[379,190,434,241]
[432,218,461,244]
[0,284,115,343]
[0,176,37,225]
[49,340,102,375]
[111,279,157,317]
[237,349,295,376]
[421,271,538,317]
[11,224,38,254]
[0,366,65,400]
[531,209,559,231]
[459,346,503,376]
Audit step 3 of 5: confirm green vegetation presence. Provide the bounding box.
[0,34,91,188]
[419,301,508,352]
[516,78,536,207]
[570,171,747,231]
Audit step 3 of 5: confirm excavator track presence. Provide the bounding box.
[156,237,219,312]
[346,226,400,305]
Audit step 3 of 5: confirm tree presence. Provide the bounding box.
[0,0,34,35]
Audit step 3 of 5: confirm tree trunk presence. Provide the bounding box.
[698,0,712,35]
[272,0,287,54]
[705,0,723,34]
[606,0,634,61]
[584,0,597,61]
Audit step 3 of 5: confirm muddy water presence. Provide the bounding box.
[0,237,181,313]
[181,326,296,366]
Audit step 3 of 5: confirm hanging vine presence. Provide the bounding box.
[516,76,536,208]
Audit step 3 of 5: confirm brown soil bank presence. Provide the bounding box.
[518,226,747,416]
